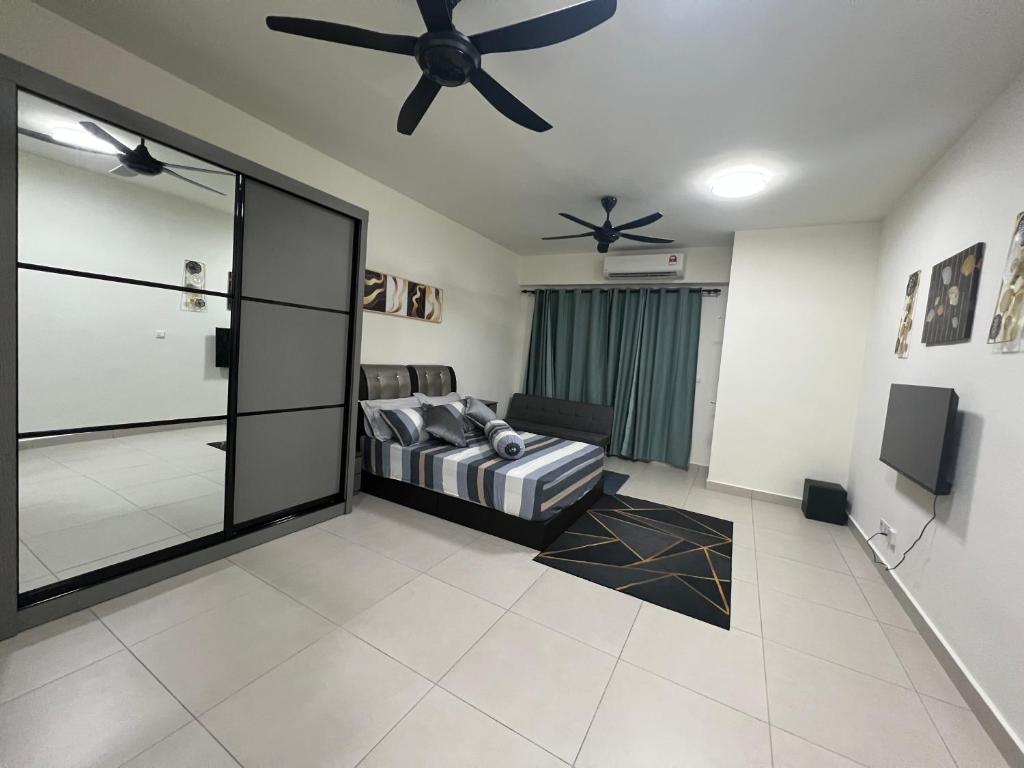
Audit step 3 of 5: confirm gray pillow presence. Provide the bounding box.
[415,392,463,406]
[360,396,421,441]
[464,396,498,429]
[423,404,468,447]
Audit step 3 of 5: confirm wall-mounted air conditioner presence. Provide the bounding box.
[603,253,685,280]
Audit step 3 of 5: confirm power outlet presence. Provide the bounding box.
[879,519,897,551]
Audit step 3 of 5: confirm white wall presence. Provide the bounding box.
[518,246,732,287]
[709,223,880,499]
[848,69,1024,747]
[18,151,233,431]
[517,246,732,465]
[0,0,526,416]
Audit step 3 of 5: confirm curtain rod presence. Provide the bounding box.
[520,287,722,297]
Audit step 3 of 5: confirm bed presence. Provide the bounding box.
[358,364,604,549]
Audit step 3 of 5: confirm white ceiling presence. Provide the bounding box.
[36,0,1024,255]
[18,90,236,212]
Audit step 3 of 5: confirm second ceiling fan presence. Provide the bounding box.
[266,0,617,135]
[543,196,675,253]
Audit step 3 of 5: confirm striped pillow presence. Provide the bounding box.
[485,419,526,460]
[379,406,428,447]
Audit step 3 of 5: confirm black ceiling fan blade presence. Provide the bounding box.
[469,70,552,132]
[163,163,234,176]
[17,127,115,156]
[558,212,600,230]
[79,121,132,154]
[266,17,417,56]
[78,120,133,154]
[614,212,663,232]
[471,0,616,55]
[416,0,453,32]
[541,233,593,240]
[619,233,675,244]
[109,165,137,177]
[162,168,227,196]
[598,241,610,254]
[398,77,442,135]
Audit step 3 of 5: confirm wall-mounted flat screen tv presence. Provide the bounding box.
[879,384,959,495]
[215,327,231,369]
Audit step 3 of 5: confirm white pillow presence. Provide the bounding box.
[415,392,463,406]
[360,396,421,440]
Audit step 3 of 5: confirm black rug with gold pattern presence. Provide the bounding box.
[535,493,734,630]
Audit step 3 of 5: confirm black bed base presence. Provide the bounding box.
[359,472,603,550]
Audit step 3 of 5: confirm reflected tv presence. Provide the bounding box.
[879,384,958,495]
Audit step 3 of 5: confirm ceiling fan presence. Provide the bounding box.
[543,196,675,253]
[18,122,232,195]
[265,0,617,135]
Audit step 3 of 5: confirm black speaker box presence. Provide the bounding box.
[802,479,848,526]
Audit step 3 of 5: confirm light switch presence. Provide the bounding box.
[154,330,166,339]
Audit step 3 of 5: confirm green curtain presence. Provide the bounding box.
[524,287,702,468]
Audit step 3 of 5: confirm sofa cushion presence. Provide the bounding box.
[507,393,614,435]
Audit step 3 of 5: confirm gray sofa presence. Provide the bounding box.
[506,393,614,448]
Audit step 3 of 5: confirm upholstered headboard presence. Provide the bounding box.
[358,364,458,400]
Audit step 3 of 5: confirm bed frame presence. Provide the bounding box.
[357,364,601,550]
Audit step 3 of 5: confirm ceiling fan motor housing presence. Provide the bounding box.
[121,141,163,176]
[415,32,481,87]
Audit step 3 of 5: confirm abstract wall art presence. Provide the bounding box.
[364,270,444,323]
[895,270,921,358]
[987,212,1024,353]
[180,259,208,312]
[921,243,984,346]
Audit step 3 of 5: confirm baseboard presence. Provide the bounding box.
[705,479,802,508]
[19,420,226,448]
[848,516,1024,768]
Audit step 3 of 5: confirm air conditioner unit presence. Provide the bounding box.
[603,252,685,280]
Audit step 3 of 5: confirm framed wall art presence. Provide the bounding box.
[894,270,921,358]
[987,212,1024,353]
[364,269,443,323]
[921,243,984,346]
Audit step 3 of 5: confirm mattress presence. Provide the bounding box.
[361,432,604,522]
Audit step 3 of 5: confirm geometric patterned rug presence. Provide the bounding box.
[535,493,734,630]
[601,471,630,495]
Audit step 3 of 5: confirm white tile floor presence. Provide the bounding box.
[17,424,227,591]
[0,458,1010,767]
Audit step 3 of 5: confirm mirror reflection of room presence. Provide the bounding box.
[16,91,237,593]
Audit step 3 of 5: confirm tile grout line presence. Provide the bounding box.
[570,600,643,766]
[850,572,961,768]
[423,585,573,765]
[750,497,776,768]
[0,638,124,710]
[90,607,245,768]
[770,725,874,768]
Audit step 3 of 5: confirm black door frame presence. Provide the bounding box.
[0,54,367,638]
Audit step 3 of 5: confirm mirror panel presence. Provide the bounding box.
[17,91,235,292]
[16,90,235,593]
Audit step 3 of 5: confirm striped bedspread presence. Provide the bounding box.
[361,432,604,522]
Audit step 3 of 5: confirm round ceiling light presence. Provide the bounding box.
[709,168,770,199]
[50,125,118,155]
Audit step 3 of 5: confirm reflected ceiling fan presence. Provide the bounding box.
[543,196,675,253]
[265,0,617,135]
[18,122,232,195]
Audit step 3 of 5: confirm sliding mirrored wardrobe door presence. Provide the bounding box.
[14,89,238,596]
[230,178,356,528]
